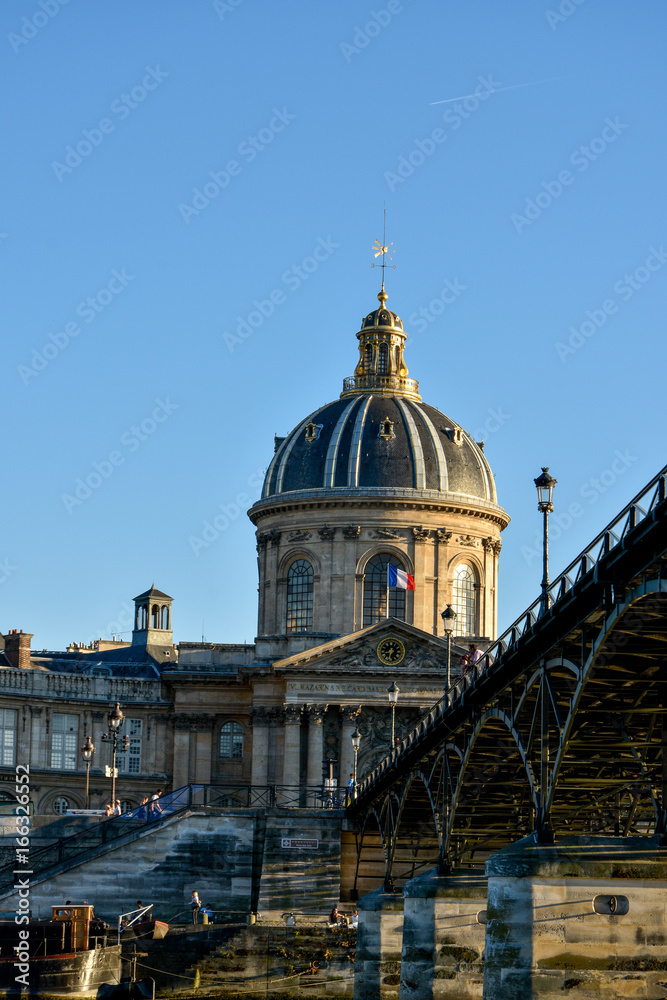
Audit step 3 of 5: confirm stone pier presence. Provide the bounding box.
[354,888,404,999]
[484,834,667,1000]
[400,870,486,999]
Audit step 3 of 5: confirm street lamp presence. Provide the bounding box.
[351,728,361,799]
[440,605,457,694]
[101,702,129,810]
[80,736,95,810]
[387,682,399,748]
[534,467,558,616]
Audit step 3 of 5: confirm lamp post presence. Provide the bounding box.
[80,736,95,810]
[440,605,457,693]
[351,728,361,799]
[101,702,129,809]
[534,467,558,616]
[387,682,399,748]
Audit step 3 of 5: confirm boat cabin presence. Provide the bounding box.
[52,905,95,951]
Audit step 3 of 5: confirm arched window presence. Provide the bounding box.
[378,343,388,374]
[364,344,373,372]
[160,605,169,629]
[452,564,477,636]
[53,796,69,815]
[120,800,134,814]
[220,722,244,759]
[286,559,313,633]
[151,604,160,629]
[363,553,407,626]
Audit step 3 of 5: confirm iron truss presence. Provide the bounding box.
[349,465,667,893]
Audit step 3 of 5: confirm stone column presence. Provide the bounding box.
[281,705,302,803]
[172,716,192,789]
[29,707,43,769]
[256,534,268,634]
[354,888,404,1000]
[267,531,282,634]
[411,528,430,631]
[250,707,271,791]
[192,716,214,784]
[400,870,487,998]
[18,706,30,768]
[305,705,326,806]
[340,705,361,798]
[435,529,453,629]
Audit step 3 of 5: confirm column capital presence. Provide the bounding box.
[172,713,214,731]
[284,705,303,725]
[341,705,362,724]
[249,706,271,727]
[306,704,327,725]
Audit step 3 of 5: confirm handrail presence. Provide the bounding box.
[357,463,667,798]
[0,783,342,893]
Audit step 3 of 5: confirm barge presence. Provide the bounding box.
[0,904,121,995]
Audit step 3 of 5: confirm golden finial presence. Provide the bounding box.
[371,204,396,298]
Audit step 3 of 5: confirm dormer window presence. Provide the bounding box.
[378,417,395,440]
[305,422,323,443]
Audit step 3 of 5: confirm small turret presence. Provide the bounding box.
[342,289,421,401]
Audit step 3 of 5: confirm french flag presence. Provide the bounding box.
[387,565,415,591]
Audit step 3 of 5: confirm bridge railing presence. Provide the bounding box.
[357,463,667,795]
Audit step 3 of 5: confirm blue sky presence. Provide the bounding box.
[2,1,665,649]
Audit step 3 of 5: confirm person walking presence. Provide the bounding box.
[150,789,163,820]
[346,773,355,805]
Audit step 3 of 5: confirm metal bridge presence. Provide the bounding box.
[349,464,667,892]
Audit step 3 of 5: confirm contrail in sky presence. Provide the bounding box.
[430,76,571,106]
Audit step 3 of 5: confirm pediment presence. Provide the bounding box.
[272,618,467,675]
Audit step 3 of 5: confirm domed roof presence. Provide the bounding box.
[256,287,502,510]
[261,395,497,503]
[360,301,403,332]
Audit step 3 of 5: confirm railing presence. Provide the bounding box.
[0,670,164,703]
[357,463,667,797]
[0,784,344,894]
[341,374,420,395]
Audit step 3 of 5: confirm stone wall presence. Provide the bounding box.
[485,835,667,1000]
[258,809,343,918]
[0,807,345,926]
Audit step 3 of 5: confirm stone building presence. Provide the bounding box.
[0,286,509,816]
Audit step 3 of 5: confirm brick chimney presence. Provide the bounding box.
[3,630,33,670]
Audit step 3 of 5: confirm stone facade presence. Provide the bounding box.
[251,504,504,643]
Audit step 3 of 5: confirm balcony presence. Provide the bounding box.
[341,374,421,399]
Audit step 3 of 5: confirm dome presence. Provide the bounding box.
[257,287,500,508]
[261,395,496,503]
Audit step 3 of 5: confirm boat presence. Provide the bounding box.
[0,904,122,995]
[125,919,168,941]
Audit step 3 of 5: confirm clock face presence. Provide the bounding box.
[377,637,406,666]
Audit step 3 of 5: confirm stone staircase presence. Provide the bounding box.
[0,809,257,922]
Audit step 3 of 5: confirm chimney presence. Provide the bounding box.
[3,630,34,670]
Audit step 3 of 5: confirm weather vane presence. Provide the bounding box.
[371,205,396,291]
